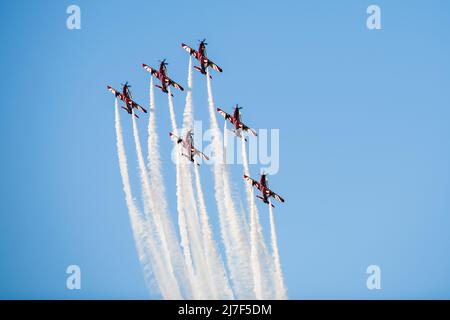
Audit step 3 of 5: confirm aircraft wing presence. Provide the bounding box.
[181,43,199,59]
[216,108,232,120]
[206,58,223,72]
[193,147,209,161]
[107,86,120,96]
[168,77,184,91]
[240,123,257,137]
[244,175,261,190]
[131,100,147,113]
[169,132,183,144]
[142,64,160,77]
[267,189,285,203]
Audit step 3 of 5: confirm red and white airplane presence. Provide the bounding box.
[181,39,223,78]
[107,82,147,118]
[217,105,257,141]
[142,59,184,96]
[169,130,209,165]
[244,173,285,207]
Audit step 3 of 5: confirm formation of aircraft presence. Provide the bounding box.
[142,59,184,96]
[107,39,285,206]
[217,105,257,141]
[169,130,209,165]
[107,82,147,118]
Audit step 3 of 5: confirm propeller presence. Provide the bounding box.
[159,59,168,66]
[198,38,208,45]
[121,81,133,98]
[121,81,131,88]
[235,104,243,110]
[262,172,269,187]
[260,171,267,179]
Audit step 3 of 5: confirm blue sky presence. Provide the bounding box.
[1,0,450,299]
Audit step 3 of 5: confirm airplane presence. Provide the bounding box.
[181,39,223,78]
[217,105,257,141]
[107,82,147,118]
[142,59,184,96]
[169,130,209,165]
[244,173,285,207]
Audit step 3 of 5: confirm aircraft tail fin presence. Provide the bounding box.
[256,195,274,208]
[194,66,212,79]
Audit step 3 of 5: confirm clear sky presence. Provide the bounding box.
[1,0,450,299]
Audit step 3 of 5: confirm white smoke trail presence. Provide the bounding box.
[180,60,217,297]
[182,58,233,299]
[146,78,197,298]
[167,89,178,134]
[240,123,281,300]
[182,57,194,132]
[268,200,288,299]
[168,86,211,299]
[131,113,182,299]
[193,164,234,299]
[114,98,170,298]
[175,151,201,299]
[177,74,217,298]
[180,161,213,299]
[240,135,264,299]
[206,69,253,298]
